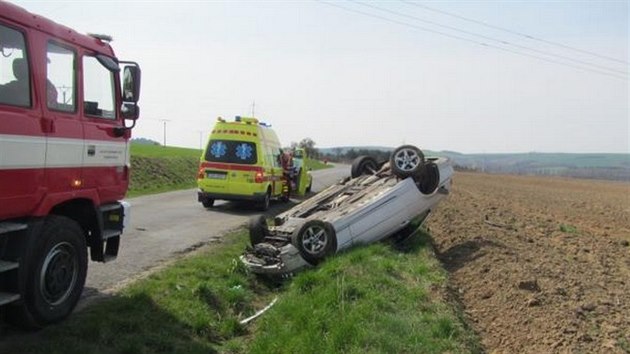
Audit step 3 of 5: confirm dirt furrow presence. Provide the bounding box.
[429,172,630,353]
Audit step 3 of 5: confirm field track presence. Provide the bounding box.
[430,172,630,353]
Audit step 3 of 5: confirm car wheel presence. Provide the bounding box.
[6,216,87,328]
[417,162,440,194]
[248,215,268,246]
[202,198,215,208]
[291,220,337,264]
[351,156,379,178]
[258,189,271,211]
[390,145,425,179]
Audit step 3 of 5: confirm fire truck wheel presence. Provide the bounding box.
[248,215,268,246]
[7,215,87,328]
[291,220,337,264]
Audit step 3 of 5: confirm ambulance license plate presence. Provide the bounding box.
[206,172,227,180]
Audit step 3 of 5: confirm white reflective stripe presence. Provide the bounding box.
[0,134,128,170]
[0,134,46,169]
[46,137,84,168]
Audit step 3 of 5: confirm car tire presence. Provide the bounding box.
[351,156,379,178]
[248,215,268,246]
[5,216,87,328]
[291,220,337,264]
[390,145,425,179]
[417,161,440,194]
[201,198,215,208]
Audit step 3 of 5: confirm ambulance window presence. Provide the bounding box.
[205,140,257,165]
[83,55,115,119]
[46,42,76,112]
[0,24,31,107]
[272,149,282,168]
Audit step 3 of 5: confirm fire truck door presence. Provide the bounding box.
[43,42,84,195]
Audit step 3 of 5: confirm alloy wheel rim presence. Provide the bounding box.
[302,225,327,254]
[394,148,421,171]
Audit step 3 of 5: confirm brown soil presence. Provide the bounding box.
[429,172,630,353]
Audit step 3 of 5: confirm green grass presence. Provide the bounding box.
[248,232,480,354]
[130,144,202,159]
[128,144,201,197]
[2,229,480,354]
[305,158,333,171]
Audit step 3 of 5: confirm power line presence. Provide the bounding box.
[400,0,629,65]
[316,1,628,81]
[352,0,627,76]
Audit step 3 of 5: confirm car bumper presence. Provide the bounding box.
[240,243,311,275]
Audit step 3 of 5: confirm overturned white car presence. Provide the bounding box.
[240,145,454,275]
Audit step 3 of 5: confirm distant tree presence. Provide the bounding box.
[298,138,318,159]
[346,148,358,160]
[333,147,343,160]
[132,137,160,145]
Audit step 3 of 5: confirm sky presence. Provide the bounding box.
[11,0,629,153]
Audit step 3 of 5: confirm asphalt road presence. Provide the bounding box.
[84,164,349,297]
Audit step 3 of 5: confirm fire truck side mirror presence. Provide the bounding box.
[122,65,141,104]
[122,103,139,120]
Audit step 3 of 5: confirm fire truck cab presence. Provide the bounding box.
[0,2,141,327]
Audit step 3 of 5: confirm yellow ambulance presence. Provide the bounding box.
[197,116,286,210]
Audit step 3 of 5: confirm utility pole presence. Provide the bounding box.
[57,85,72,104]
[251,100,255,117]
[159,119,170,147]
[198,130,204,150]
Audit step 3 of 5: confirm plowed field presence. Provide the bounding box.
[430,172,630,353]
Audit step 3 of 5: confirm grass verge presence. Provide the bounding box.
[2,230,479,354]
[128,144,201,197]
[305,158,333,171]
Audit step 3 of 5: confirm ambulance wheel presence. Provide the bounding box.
[291,220,337,264]
[248,215,268,246]
[202,198,215,208]
[390,145,425,179]
[258,190,271,211]
[6,216,87,328]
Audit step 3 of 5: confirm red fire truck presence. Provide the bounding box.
[0,2,141,327]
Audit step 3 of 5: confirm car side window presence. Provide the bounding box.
[0,24,31,107]
[47,42,76,112]
[83,55,115,119]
